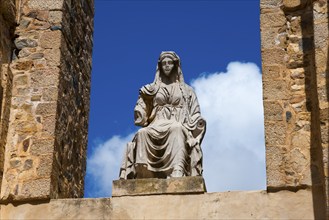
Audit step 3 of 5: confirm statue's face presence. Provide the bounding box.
[161,57,174,76]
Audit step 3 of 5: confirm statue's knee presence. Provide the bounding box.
[170,123,183,133]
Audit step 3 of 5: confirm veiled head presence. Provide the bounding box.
[161,57,175,76]
[154,51,184,83]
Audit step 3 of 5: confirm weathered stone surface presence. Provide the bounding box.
[14,38,38,50]
[261,0,328,215]
[28,0,64,10]
[263,101,283,121]
[112,177,206,197]
[260,9,286,28]
[260,0,282,8]
[0,0,94,202]
[49,11,63,24]
[263,80,289,100]
[30,68,59,87]
[261,28,287,49]
[0,190,314,219]
[282,0,307,11]
[44,49,61,67]
[262,65,281,81]
[40,31,62,49]
[20,179,51,199]
[261,49,287,65]
[30,138,54,156]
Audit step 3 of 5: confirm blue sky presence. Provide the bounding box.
[85,0,265,198]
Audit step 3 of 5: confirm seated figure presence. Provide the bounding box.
[119,51,206,179]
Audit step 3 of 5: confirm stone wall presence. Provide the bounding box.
[51,0,93,199]
[0,0,94,202]
[0,0,17,197]
[260,0,328,218]
[0,190,314,219]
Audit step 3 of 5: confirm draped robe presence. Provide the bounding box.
[120,81,206,179]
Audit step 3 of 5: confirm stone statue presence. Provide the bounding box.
[119,51,206,179]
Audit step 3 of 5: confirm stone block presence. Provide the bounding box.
[30,68,59,87]
[28,0,64,10]
[40,30,62,49]
[49,11,63,24]
[266,145,285,186]
[262,48,287,65]
[290,95,305,104]
[35,10,49,21]
[36,102,57,116]
[282,0,307,11]
[44,48,61,67]
[266,140,312,188]
[314,22,328,49]
[291,130,310,148]
[14,75,28,86]
[260,9,286,28]
[290,68,305,79]
[263,80,289,100]
[30,138,54,156]
[112,176,206,197]
[11,60,33,71]
[263,101,283,121]
[260,0,282,8]
[265,122,287,145]
[14,38,38,50]
[23,159,33,170]
[285,148,311,186]
[42,115,56,135]
[320,124,328,144]
[42,86,58,101]
[319,108,328,121]
[20,178,51,200]
[262,65,281,81]
[261,28,287,49]
[318,85,328,102]
[30,53,44,60]
[36,154,53,177]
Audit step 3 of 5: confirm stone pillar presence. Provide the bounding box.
[0,0,94,202]
[312,0,329,216]
[0,0,17,198]
[260,0,327,218]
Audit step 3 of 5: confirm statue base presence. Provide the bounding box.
[112,176,206,197]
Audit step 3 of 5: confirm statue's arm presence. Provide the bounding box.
[134,95,149,126]
[134,83,157,127]
[184,87,206,146]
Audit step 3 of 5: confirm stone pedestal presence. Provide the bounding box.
[112,176,206,197]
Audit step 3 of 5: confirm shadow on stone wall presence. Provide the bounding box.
[299,2,326,219]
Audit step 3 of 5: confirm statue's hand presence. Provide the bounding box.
[187,138,199,148]
[134,110,148,127]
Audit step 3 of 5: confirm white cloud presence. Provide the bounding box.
[86,134,134,197]
[191,61,266,192]
[86,61,266,197]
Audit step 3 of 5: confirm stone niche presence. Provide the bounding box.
[0,0,328,219]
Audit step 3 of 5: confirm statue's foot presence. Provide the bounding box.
[170,169,184,178]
